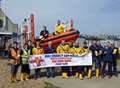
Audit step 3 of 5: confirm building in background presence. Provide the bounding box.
[0,8,18,56]
[78,34,120,47]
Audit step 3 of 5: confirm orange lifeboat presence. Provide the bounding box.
[37,29,80,48]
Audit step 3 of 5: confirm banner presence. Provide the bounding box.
[29,52,92,69]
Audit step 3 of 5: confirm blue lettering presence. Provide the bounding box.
[56,63,61,65]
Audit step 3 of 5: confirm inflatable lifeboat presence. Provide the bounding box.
[37,29,80,48]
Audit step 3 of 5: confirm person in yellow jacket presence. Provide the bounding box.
[56,40,70,78]
[56,40,70,53]
[53,20,65,35]
[69,42,85,80]
[32,41,44,80]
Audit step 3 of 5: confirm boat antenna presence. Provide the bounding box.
[70,20,73,29]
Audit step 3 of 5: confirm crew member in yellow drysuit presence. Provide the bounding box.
[69,42,84,80]
[56,40,70,78]
[32,41,44,80]
[53,20,65,35]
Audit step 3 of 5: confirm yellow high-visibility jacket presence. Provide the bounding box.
[55,24,65,34]
[118,47,120,55]
[56,44,70,53]
[83,47,89,53]
[69,47,85,54]
[32,47,44,55]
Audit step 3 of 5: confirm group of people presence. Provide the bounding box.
[8,39,119,83]
[89,41,119,79]
[56,40,119,80]
[9,40,55,83]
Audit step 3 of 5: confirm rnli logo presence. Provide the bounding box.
[29,56,46,67]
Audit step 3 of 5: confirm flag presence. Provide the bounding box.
[30,14,35,43]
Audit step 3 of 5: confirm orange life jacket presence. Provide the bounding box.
[10,48,20,64]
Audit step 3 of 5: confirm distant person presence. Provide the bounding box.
[45,41,56,78]
[7,44,12,60]
[28,40,33,55]
[4,42,9,58]
[40,26,49,40]
[53,20,65,35]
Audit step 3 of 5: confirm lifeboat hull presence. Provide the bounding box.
[37,30,80,48]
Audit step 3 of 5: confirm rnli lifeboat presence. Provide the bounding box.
[36,29,80,48]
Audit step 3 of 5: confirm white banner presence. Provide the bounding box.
[29,52,92,69]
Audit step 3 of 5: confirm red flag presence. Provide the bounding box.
[30,14,35,43]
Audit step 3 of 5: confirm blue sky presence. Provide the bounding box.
[1,0,120,35]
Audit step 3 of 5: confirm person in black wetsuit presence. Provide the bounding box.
[40,26,49,40]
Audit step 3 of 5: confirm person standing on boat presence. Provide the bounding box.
[53,20,65,35]
[56,40,70,78]
[32,40,44,80]
[40,26,49,40]
[45,41,56,78]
